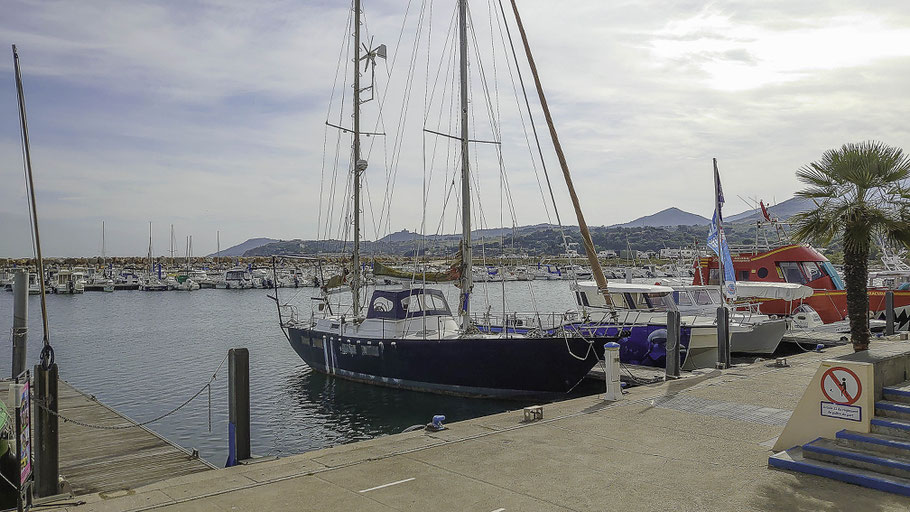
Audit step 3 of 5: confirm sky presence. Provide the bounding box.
[1,0,909,257]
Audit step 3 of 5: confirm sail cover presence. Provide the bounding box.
[372,261,460,283]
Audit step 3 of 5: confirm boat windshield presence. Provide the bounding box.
[366,288,452,320]
[628,292,674,311]
[819,261,845,290]
[226,270,246,280]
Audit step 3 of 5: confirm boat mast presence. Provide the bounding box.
[507,1,612,307]
[351,0,364,318]
[458,0,473,325]
[12,44,52,359]
[148,221,153,280]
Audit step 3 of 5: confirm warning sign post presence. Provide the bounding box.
[773,360,874,452]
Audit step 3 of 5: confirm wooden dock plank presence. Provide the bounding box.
[0,378,213,495]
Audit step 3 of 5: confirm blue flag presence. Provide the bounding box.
[708,164,736,298]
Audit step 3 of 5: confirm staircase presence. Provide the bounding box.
[769,380,910,496]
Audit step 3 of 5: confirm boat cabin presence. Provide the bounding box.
[571,281,676,312]
[695,244,845,291]
[366,288,453,320]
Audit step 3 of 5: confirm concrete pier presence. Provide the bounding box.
[41,337,910,511]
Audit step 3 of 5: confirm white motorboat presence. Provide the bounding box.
[217,268,254,289]
[52,269,85,294]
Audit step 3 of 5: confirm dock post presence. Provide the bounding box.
[885,291,895,336]
[665,311,681,379]
[716,307,730,369]
[12,269,28,377]
[226,348,250,467]
[603,342,621,401]
[34,363,59,497]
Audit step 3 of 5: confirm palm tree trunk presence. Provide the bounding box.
[842,242,870,351]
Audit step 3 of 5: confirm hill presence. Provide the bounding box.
[211,237,279,257]
[614,208,710,228]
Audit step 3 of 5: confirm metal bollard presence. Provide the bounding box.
[34,363,59,498]
[604,342,622,401]
[665,311,681,379]
[12,269,28,377]
[885,291,895,336]
[226,348,250,467]
[716,306,730,369]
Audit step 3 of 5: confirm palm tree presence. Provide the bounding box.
[791,141,910,351]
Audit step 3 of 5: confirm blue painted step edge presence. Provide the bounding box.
[837,430,910,452]
[876,401,910,413]
[803,439,910,473]
[884,387,910,398]
[769,451,910,497]
[872,418,910,431]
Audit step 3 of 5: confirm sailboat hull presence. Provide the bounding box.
[287,326,600,399]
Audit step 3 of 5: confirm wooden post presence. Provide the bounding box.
[12,269,27,377]
[665,311,681,379]
[33,363,59,497]
[226,348,250,466]
[885,291,895,336]
[716,307,730,369]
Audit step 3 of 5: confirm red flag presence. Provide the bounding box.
[760,200,772,222]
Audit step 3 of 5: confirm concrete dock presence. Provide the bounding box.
[0,379,213,496]
[42,338,910,511]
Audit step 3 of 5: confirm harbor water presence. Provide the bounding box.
[0,280,586,465]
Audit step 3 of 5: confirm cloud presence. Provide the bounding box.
[1,0,909,257]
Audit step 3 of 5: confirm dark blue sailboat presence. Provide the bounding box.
[278,0,613,399]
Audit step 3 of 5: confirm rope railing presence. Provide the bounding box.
[32,352,229,431]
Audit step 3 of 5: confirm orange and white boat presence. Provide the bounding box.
[694,243,910,330]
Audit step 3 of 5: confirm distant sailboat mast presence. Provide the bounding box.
[148,221,153,280]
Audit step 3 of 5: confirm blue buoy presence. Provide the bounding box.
[815,344,824,352]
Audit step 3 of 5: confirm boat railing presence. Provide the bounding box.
[280,303,300,325]
[469,310,581,332]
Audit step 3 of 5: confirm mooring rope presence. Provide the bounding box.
[32,352,229,431]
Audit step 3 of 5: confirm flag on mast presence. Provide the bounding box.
[760,200,772,222]
[707,162,736,298]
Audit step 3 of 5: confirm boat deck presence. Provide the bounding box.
[0,378,213,496]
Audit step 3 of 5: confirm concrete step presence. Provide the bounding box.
[837,429,910,458]
[875,401,910,421]
[769,447,910,497]
[803,437,910,480]
[883,381,910,405]
[872,417,910,439]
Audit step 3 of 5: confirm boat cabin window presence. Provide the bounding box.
[226,270,246,280]
[402,293,449,314]
[778,262,806,284]
[706,289,722,303]
[802,262,823,282]
[674,291,693,306]
[628,292,673,311]
[692,289,714,306]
